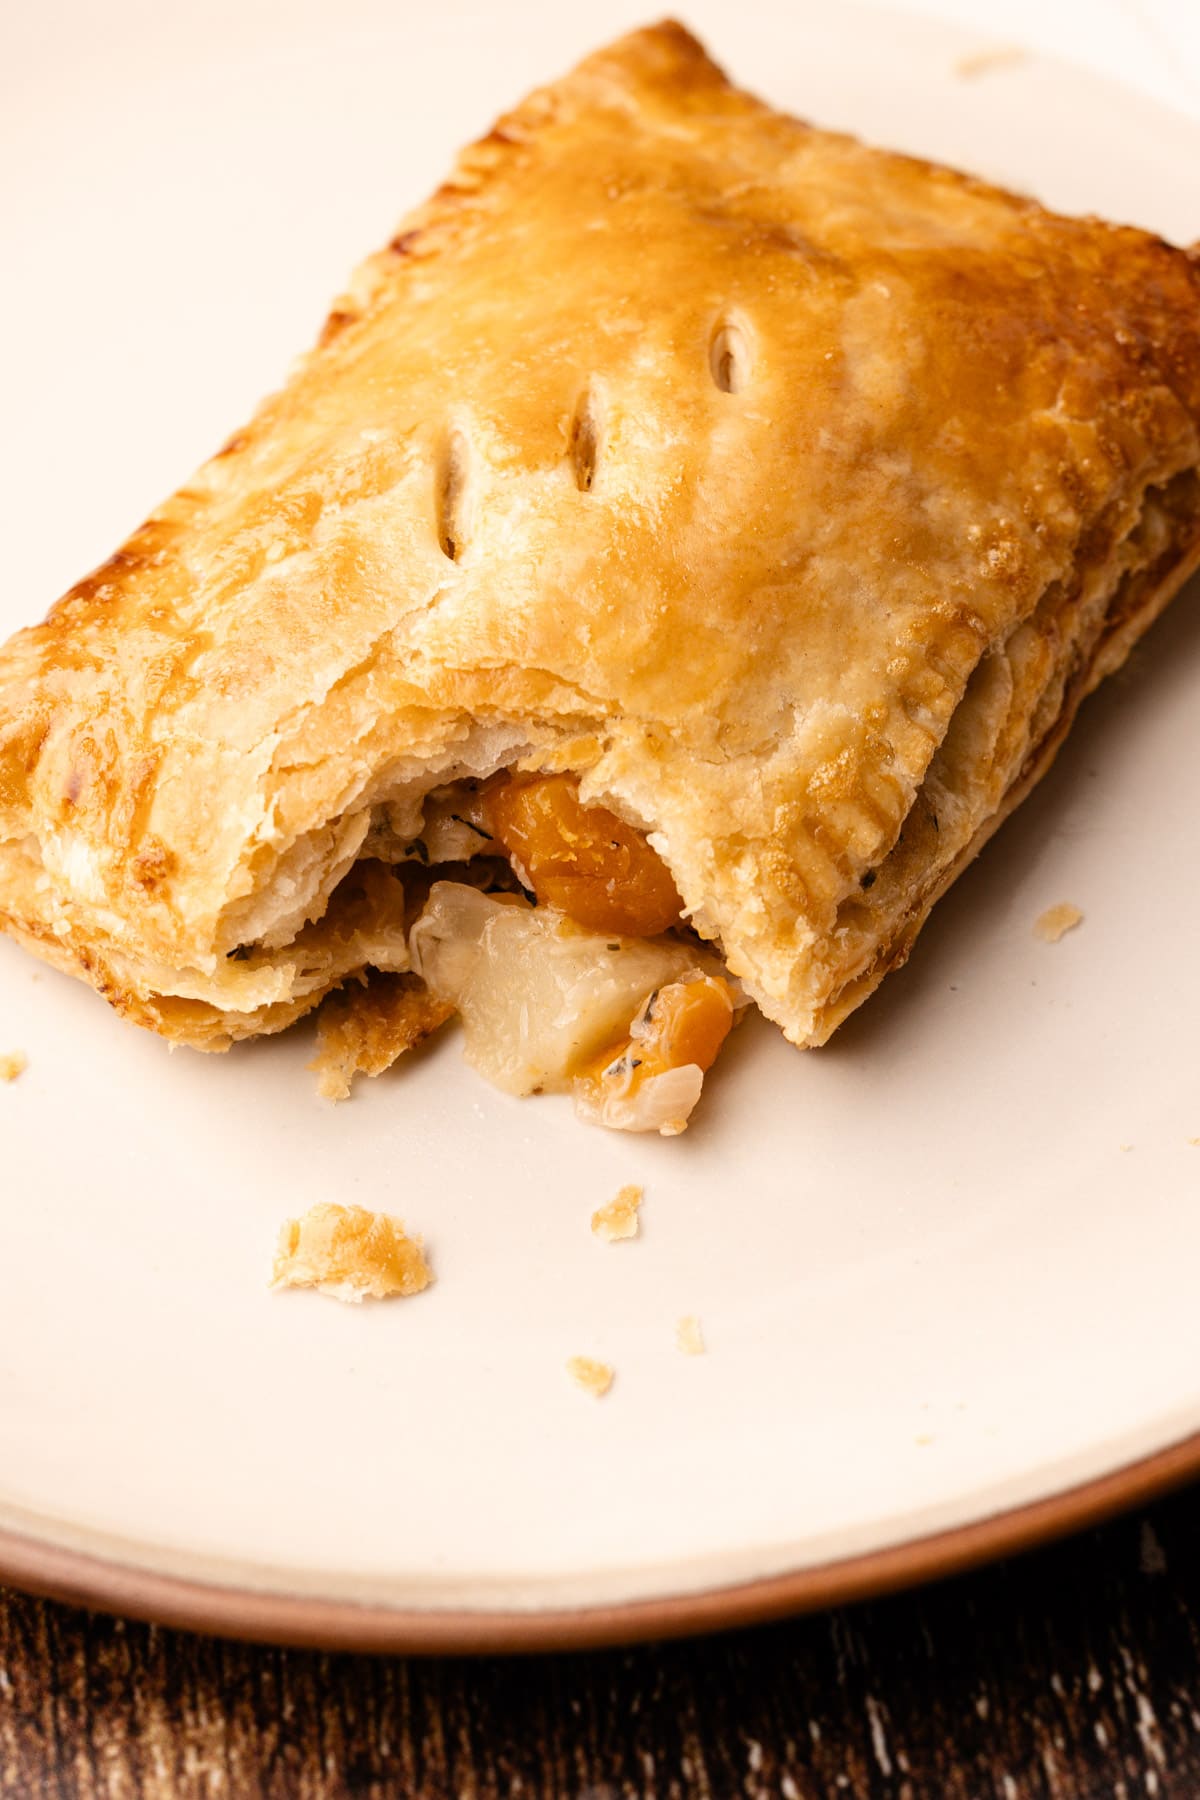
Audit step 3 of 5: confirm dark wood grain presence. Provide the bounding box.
[3,1488,1200,1798]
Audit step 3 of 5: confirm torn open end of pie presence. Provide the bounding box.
[2,19,1199,1135]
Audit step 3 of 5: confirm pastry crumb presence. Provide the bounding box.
[591,1183,642,1242]
[0,1051,27,1083]
[1034,902,1083,943]
[675,1315,705,1356]
[954,44,1027,79]
[1189,1139,1200,1148]
[915,1433,935,1447]
[309,972,453,1101]
[271,1202,432,1303]
[566,1355,614,1398]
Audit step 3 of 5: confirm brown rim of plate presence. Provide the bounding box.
[2,1431,1199,1654]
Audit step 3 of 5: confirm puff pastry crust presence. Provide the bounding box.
[2,21,1200,1053]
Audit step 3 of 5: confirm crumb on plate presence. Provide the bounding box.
[309,972,453,1101]
[591,1183,643,1242]
[0,1051,27,1083]
[566,1355,614,1398]
[953,44,1028,79]
[271,1201,432,1303]
[675,1314,705,1356]
[1034,902,1083,943]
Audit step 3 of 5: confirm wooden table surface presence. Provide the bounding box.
[3,1485,1199,1798]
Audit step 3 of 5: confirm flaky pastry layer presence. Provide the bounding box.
[2,21,1200,1051]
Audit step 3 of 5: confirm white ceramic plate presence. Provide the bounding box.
[4,0,1200,1650]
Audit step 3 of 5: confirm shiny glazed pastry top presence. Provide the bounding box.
[1,20,1199,1130]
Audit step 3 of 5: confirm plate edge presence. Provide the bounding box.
[3,1429,1197,1653]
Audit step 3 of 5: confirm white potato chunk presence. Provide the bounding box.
[408,882,718,1095]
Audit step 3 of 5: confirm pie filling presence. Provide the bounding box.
[223,768,740,1135]
[398,773,737,1134]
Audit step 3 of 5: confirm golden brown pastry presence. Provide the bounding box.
[1,22,1199,1105]
[271,1203,432,1303]
[591,1184,643,1242]
[566,1356,615,1398]
[309,971,453,1101]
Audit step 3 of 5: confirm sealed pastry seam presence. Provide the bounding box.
[1,19,1199,1127]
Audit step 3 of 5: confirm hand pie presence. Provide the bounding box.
[1,22,1199,1133]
